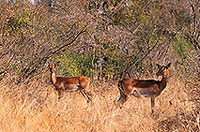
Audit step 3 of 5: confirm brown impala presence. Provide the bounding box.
[49,63,91,102]
[116,63,171,113]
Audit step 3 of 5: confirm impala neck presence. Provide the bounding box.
[51,72,57,85]
[159,70,168,92]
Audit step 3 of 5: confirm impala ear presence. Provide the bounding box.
[156,64,162,69]
[166,63,171,69]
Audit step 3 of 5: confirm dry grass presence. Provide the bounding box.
[0,76,199,132]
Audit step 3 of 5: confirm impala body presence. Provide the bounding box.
[116,63,171,113]
[49,64,91,102]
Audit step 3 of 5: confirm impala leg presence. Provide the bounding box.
[57,90,63,100]
[80,90,91,103]
[84,82,91,93]
[82,82,92,102]
[151,96,155,114]
[119,95,128,105]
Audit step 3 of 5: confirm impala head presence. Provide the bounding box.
[156,63,171,77]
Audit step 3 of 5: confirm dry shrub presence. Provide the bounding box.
[0,76,199,132]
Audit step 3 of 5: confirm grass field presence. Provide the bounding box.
[0,76,198,132]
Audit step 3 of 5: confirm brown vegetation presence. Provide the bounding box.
[0,0,199,131]
[0,74,199,132]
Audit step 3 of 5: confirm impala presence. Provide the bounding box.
[116,63,171,113]
[49,63,91,102]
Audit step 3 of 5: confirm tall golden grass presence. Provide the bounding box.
[0,76,198,132]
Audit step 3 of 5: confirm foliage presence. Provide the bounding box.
[0,0,199,81]
[0,0,199,131]
[54,53,94,78]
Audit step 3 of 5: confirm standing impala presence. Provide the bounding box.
[116,63,171,113]
[49,63,91,102]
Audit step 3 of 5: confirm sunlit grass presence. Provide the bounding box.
[0,77,196,132]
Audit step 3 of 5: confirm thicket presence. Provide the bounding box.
[0,0,199,82]
[0,0,199,131]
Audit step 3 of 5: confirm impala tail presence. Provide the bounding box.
[115,80,128,107]
[117,81,124,99]
[118,81,121,88]
[118,80,125,93]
